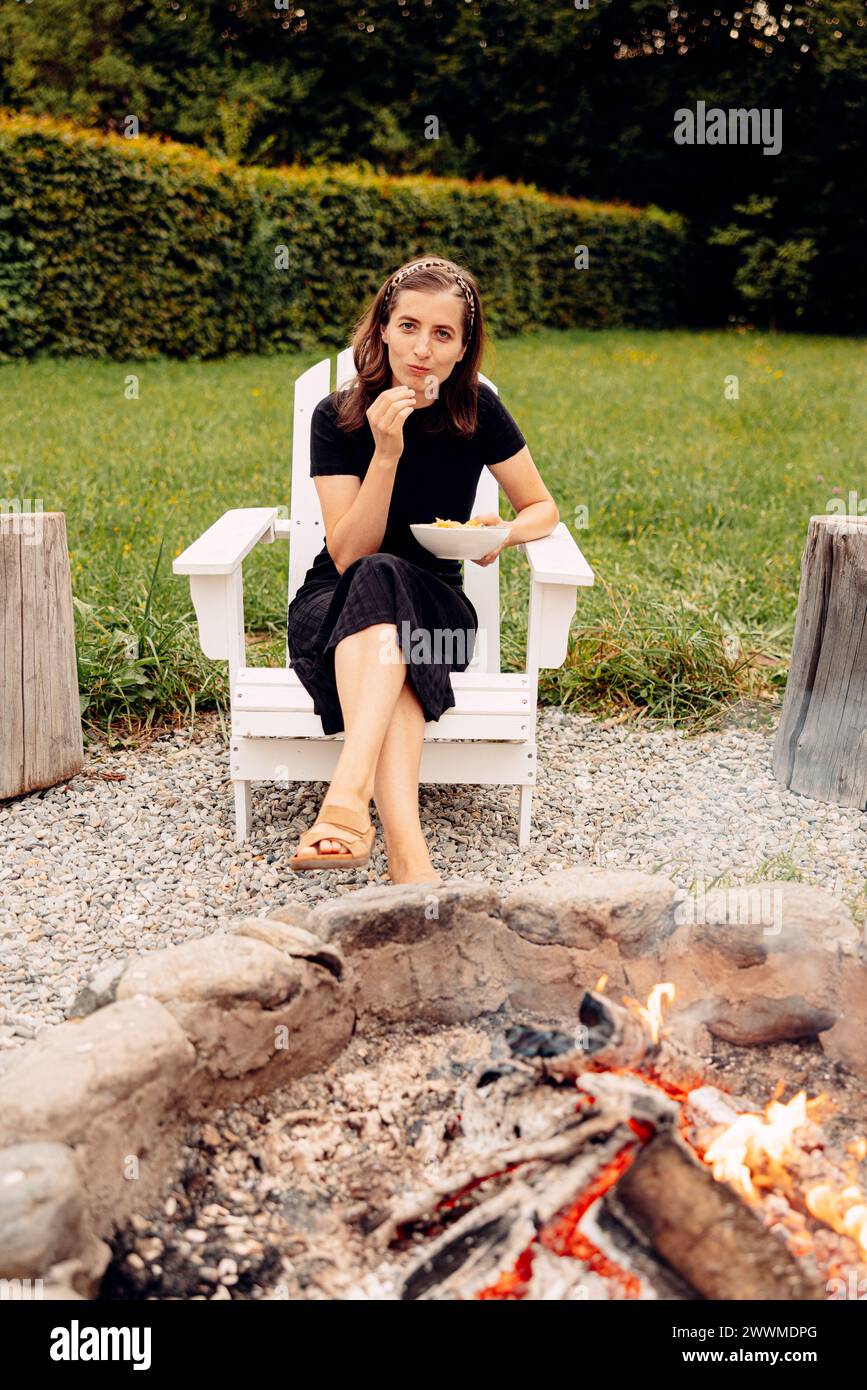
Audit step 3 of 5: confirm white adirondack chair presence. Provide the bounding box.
[173,350,594,848]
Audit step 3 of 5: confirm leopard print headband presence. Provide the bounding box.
[383,259,476,332]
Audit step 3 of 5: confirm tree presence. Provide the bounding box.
[708,195,818,332]
[0,0,863,328]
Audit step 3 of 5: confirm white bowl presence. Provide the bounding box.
[410,522,510,560]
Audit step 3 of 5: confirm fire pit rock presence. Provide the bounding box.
[311,876,603,1023]
[112,934,353,1104]
[0,1142,110,1299]
[621,881,865,1059]
[501,866,681,958]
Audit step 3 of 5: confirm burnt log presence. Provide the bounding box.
[508,991,710,1095]
[394,1126,644,1300]
[611,1131,824,1301]
[377,1108,633,1250]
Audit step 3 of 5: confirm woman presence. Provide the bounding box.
[287,256,559,882]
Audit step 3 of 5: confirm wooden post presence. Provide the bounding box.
[0,510,84,798]
[773,514,867,809]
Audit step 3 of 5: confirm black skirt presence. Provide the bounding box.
[286,553,479,736]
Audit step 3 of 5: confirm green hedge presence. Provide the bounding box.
[0,110,688,359]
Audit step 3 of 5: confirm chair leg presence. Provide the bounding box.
[233,780,252,843]
[518,784,533,849]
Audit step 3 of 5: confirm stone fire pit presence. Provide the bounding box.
[0,869,864,1300]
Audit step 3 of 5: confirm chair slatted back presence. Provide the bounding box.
[289,353,503,672]
[288,356,332,604]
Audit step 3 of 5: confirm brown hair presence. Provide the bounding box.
[333,257,485,438]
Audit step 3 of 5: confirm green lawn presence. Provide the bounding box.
[2,328,864,732]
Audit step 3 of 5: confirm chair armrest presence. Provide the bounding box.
[172,507,281,687]
[521,524,593,673]
[172,508,279,577]
[520,522,594,587]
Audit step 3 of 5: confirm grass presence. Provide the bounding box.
[1,327,864,737]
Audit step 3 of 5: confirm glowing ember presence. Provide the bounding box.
[474,1143,645,1300]
[805,1182,867,1255]
[536,1145,643,1298]
[703,1091,825,1203]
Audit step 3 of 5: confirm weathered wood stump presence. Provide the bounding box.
[0,511,84,798]
[773,515,867,809]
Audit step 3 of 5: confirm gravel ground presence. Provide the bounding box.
[0,705,865,1054]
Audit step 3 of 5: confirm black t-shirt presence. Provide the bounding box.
[300,381,526,591]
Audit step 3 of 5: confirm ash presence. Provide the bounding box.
[102,1009,542,1300]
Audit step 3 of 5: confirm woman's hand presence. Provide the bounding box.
[468,513,513,566]
[366,385,416,465]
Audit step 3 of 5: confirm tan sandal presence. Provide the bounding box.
[289,802,376,871]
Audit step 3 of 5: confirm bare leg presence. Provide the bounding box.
[373,681,440,884]
[294,622,406,858]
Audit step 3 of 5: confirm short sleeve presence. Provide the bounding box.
[476,384,526,466]
[310,397,365,478]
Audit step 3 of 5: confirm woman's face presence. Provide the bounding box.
[380,287,467,404]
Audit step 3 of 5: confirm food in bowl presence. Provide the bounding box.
[410,518,510,560]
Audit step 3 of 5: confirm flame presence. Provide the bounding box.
[805,1183,867,1255]
[595,973,609,993]
[622,982,675,1044]
[848,1137,867,1163]
[703,1091,822,1204]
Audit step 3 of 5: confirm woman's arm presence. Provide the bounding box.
[317,385,417,575]
[317,464,395,576]
[471,445,560,567]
